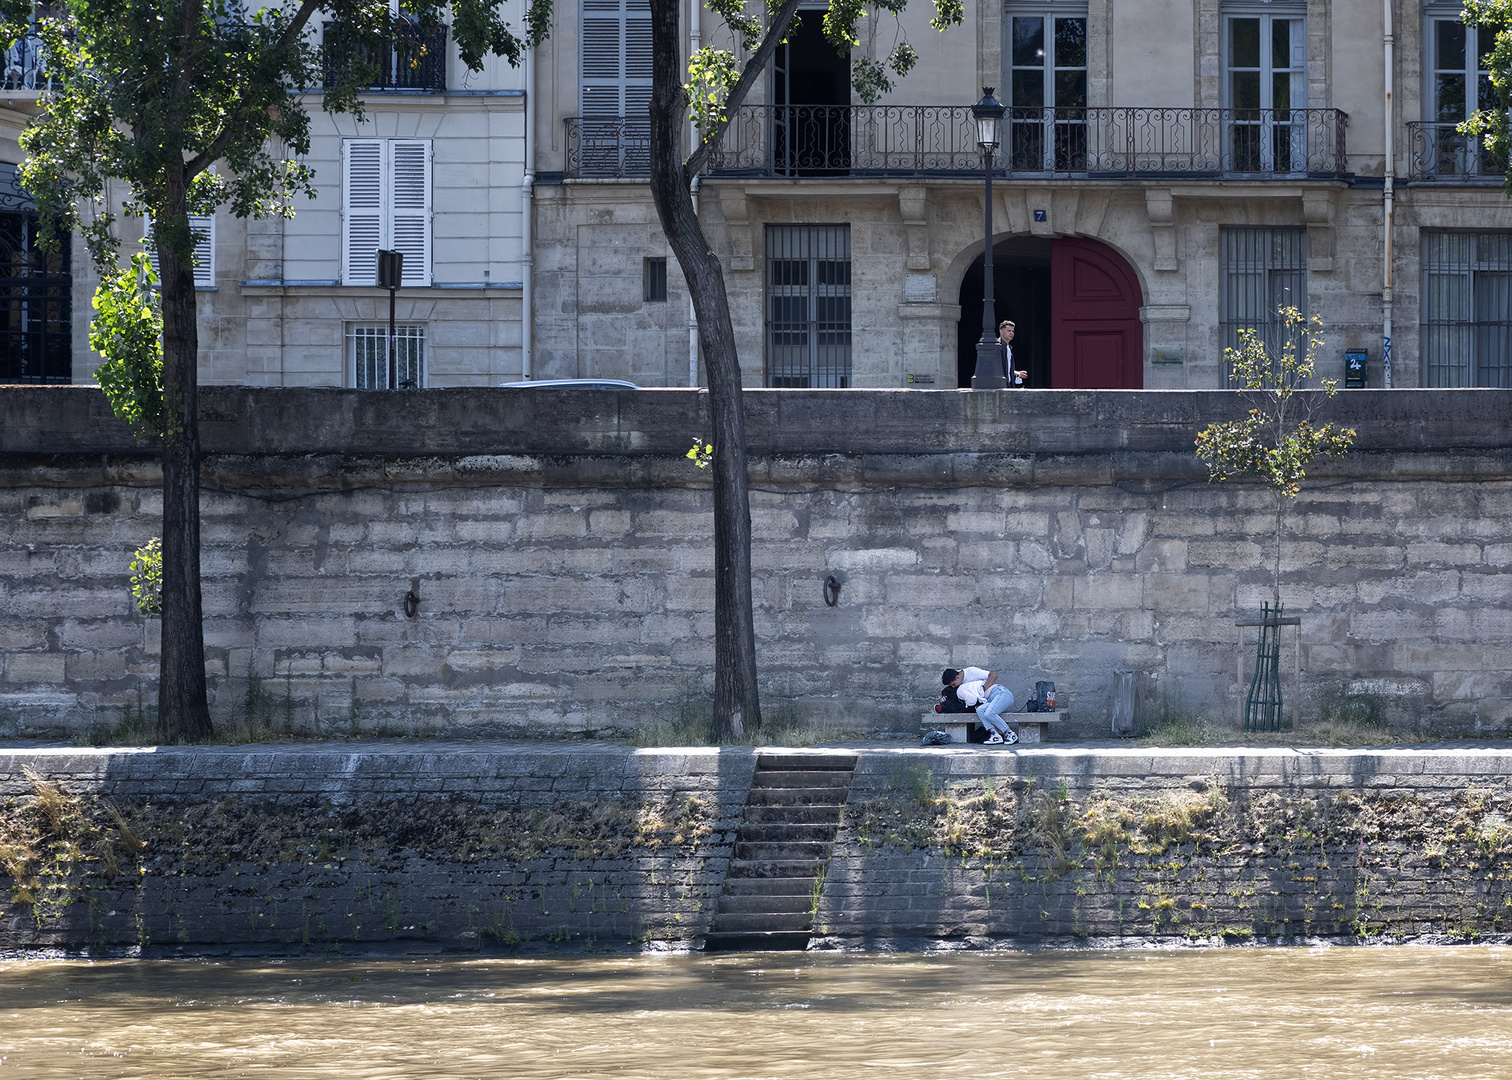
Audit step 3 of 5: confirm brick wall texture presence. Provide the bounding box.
[2,387,1511,737]
[3,747,1509,954]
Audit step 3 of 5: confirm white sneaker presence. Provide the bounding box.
[985,732,1004,744]
[1003,730,1019,744]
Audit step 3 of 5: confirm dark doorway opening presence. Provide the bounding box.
[0,167,71,385]
[956,237,1051,388]
[957,235,1144,388]
[773,12,850,175]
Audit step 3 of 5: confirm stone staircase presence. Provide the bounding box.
[703,751,858,952]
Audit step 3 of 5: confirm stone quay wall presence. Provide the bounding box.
[0,745,752,954]
[2,746,1510,954]
[818,746,1512,948]
[1,386,1511,737]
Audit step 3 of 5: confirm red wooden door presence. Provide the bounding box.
[1050,238,1144,388]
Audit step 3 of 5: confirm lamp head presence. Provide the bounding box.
[971,87,1005,151]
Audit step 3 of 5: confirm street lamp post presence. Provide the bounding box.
[971,88,1007,390]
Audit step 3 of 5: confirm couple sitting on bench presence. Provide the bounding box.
[941,666,1018,745]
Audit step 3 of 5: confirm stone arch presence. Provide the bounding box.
[948,232,1145,388]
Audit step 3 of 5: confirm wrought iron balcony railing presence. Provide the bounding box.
[2,30,47,92]
[323,21,447,92]
[564,116,650,179]
[1407,122,1508,183]
[564,106,1349,180]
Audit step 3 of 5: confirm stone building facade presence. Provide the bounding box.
[0,6,532,390]
[2,1,1511,390]
[530,0,1512,391]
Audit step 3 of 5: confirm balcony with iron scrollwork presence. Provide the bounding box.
[563,117,651,179]
[1407,122,1508,184]
[564,105,1349,180]
[2,30,48,94]
[323,20,448,93]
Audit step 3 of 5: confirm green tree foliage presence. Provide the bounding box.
[90,254,166,441]
[129,538,164,617]
[7,0,549,741]
[1195,307,1356,606]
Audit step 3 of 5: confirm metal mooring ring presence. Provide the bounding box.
[823,575,842,607]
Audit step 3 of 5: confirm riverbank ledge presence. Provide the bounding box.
[3,743,1510,955]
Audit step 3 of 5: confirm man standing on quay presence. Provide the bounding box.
[998,320,1028,387]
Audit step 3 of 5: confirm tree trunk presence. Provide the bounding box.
[155,167,212,742]
[647,0,759,740]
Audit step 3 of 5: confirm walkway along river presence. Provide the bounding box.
[3,744,1511,953]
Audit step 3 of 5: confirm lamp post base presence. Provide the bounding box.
[972,340,1008,390]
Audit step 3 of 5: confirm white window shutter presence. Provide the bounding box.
[580,17,622,115]
[143,217,159,278]
[343,139,384,286]
[143,212,214,285]
[190,214,215,287]
[623,17,652,91]
[389,140,431,286]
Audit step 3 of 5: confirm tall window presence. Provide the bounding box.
[0,204,70,383]
[1224,8,1305,172]
[1220,227,1306,378]
[1422,232,1512,387]
[765,225,851,388]
[342,139,432,287]
[349,323,426,389]
[1004,6,1087,171]
[1425,13,1499,177]
[579,0,651,174]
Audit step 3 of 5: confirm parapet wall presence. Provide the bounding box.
[1,387,1510,736]
[2,745,1509,954]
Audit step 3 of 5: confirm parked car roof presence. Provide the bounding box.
[499,379,639,389]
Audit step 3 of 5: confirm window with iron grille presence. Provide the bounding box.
[1219,227,1306,380]
[643,257,667,302]
[0,209,71,384]
[349,323,426,389]
[765,225,851,388]
[1422,232,1512,387]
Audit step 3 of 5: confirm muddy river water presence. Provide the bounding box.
[1,947,1510,1078]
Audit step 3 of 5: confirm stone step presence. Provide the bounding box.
[737,823,838,843]
[715,894,813,916]
[756,753,858,772]
[743,803,844,825]
[708,911,813,934]
[733,841,832,863]
[746,786,851,806]
[703,930,812,953]
[720,876,816,897]
[750,770,854,790]
[723,858,824,879]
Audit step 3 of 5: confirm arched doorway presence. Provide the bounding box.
[957,236,1143,388]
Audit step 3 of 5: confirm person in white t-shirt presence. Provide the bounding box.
[942,666,1018,745]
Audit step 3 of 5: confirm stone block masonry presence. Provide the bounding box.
[0,745,756,954]
[819,747,1512,949]
[1,387,1511,737]
[2,746,1510,955]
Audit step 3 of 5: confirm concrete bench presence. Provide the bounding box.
[920,710,1067,745]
